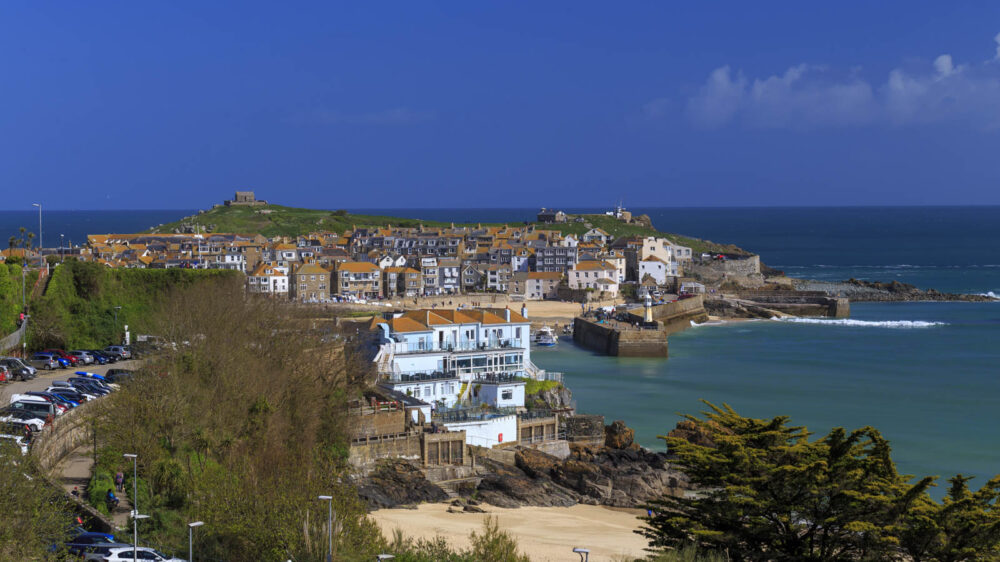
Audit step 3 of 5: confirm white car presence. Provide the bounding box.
[0,411,46,433]
[0,434,29,455]
[103,546,187,561]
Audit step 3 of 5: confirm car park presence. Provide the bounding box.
[0,357,36,380]
[29,353,62,371]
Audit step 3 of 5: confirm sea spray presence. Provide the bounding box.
[772,317,946,328]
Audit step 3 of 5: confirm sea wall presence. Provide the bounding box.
[573,317,669,357]
[734,291,850,318]
[627,295,708,334]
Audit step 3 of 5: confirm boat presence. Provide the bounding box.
[533,326,558,346]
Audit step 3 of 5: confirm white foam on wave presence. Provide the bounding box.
[773,317,946,328]
[979,291,999,299]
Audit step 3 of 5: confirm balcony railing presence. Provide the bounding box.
[389,339,524,354]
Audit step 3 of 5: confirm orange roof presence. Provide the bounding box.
[527,271,562,280]
[574,261,615,271]
[338,261,380,273]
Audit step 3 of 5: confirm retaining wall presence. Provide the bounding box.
[573,317,668,357]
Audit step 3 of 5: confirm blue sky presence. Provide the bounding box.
[3,2,1000,209]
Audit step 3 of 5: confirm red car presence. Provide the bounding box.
[42,349,80,366]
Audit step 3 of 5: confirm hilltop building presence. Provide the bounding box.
[224,191,268,206]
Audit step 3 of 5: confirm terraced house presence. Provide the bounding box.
[292,261,331,302]
[336,261,382,299]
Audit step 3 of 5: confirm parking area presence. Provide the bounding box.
[0,360,141,404]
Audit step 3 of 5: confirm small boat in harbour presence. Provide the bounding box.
[533,325,558,346]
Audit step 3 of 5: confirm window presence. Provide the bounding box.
[501,389,513,400]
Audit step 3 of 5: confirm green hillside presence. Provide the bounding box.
[149,203,747,254]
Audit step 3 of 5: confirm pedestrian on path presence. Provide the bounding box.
[115,471,124,493]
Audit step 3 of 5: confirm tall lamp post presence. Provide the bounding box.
[60,234,64,263]
[318,495,333,562]
[188,521,204,562]
[124,453,139,559]
[31,203,42,269]
[114,306,122,343]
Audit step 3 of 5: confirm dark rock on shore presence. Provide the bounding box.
[604,420,635,449]
[796,279,997,302]
[355,459,448,509]
[474,426,690,509]
[526,384,574,412]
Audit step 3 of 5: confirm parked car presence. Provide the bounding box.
[103,346,131,360]
[102,546,186,561]
[69,350,96,365]
[105,369,135,384]
[46,387,90,404]
[28,353,61,371]
[0,357,36,380]
[80,543,136,561]
[65,532,122,555]
[0,408,47,432]
[0,432,30,455]
[67,379,110,397]
[10,394,61,417]
[42,349,80,366]
[49,382,98,401]
[27,391,79,409]
[87,349,116,364]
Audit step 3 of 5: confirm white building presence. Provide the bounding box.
[247,263,288,295]
[639,256,670,285]
[568,261,618,290]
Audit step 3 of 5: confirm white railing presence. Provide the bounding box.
[390,339,524,354]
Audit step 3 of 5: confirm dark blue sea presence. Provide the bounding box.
[3,206,999,494]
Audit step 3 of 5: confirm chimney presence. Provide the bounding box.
[505,308,511,322]
[521,304,528,319]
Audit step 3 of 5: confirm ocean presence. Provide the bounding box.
[3,205,998,493]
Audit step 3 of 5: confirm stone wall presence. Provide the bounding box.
[348,433,423,472]
[423,431,469,467]
[626,295,708,334]
[33,406,93,472]
[350,409,406,440]
[573,317,669,357]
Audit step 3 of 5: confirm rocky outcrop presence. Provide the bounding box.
[473,422,691,509]
[604,420,635,449]
[564,414,605,447]
[796,279,998,302]
[525,384,574,412]
[355,459,448,509]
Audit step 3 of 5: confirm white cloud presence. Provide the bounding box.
[678,33,1000,130]
[995,32,1000,59]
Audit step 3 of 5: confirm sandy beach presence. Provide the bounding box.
[370,502,649,561]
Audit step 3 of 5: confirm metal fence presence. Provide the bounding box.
[0,319,26,353]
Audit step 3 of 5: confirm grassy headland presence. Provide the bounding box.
[149,203,748,255]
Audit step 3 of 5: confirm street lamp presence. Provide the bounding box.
[188,521,204,562]
[131,512,150,560]
[318,495,333,562]
[124,453,139,559]
[31,203,42,269]
[60,234,64,263]
[114,306,122,343]
[573,547,590,562]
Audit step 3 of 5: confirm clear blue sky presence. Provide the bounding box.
[3,2,1000,209]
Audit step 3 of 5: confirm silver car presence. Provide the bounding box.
[69,350,95,364]
[28,354,60,370]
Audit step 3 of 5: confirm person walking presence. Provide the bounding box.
[115,471,124,493]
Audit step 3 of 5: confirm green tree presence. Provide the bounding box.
[898,475,1000,562]
[639,401,934,561]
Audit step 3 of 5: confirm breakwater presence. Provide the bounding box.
[573,316,669,357]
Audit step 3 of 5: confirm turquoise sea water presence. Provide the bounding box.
[532,302,1000,491]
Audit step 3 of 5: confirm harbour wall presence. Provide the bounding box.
[626,295,709,334]
[734,291,850,318]
[573,317,669,357]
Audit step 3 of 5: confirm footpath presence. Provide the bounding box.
[54,444,133,530]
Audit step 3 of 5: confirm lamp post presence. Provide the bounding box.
[188,521,204,562]
[131,512,150,559]
[31,203,42,269]
[124,453,138,559]
[60,234,64,263]
[318,495,333,562]
[573,547,590,562]
[114,306,122,343]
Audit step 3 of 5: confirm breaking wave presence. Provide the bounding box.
[773,317,946,328]
[979,291,999,299]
